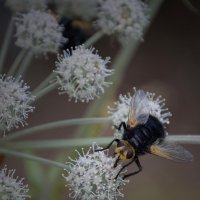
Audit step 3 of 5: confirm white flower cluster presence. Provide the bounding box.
[5,0,46,12]
[63,144,128,200]
[108,92,132,129]
[0,75,35,132]
[145,91,172,125]
[108,88,172,139]
[57,0,98,21]
[0,166,30,200]
[97,0,149,41]
[14,10,66,56]
[54,45,113,102]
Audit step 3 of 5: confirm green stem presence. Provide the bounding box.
[33,81,58,101]
[166,135,200,144]
[7,49,27,75]
[15,50,33,77]
[0,147,67,168]
[32,73,56,94]
[0,19,14,73]
[3,135,200,150]
[4,137,112,149]
[1,117,111,141]
[84,30,104,48]
[149,0,164,19]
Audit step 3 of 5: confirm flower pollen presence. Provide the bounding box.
[0,165,30,200]
[0,75,35,133]
[63,144,128,200]
[14,9,66,56]
[54,45,113,102]
[97,0,149,42]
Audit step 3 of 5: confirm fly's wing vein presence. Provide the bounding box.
[149,141,193,162]
[128,89,150,128]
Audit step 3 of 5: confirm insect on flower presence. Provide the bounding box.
[96,89,193,180]
[59,17,91,50]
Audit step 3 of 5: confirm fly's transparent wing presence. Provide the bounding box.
[149,141,193,162]
[128,89,150,127]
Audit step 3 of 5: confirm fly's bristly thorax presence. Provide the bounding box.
[122,115,165,153]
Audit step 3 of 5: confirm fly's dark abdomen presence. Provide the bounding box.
[125,115,165,152]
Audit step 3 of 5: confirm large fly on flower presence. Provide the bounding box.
[96,89,193,180]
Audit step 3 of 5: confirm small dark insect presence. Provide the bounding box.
[60,17,91,50]
[96,90,193,180]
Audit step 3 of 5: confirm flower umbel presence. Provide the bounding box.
[108,88,172,139]
[63,144,128,200]
[0,75,35,132]
[145,91,172,125]
[0,165,30,200]
[54,45,113,102]
[14,9,66,56]
[97,0,149,42]
[108,93,131,129]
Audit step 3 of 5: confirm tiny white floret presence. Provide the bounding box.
[63,144,128,200]
[96,0,149,42]
[14,9,66,56]
[0,165,30,200]
[0,75,35,132]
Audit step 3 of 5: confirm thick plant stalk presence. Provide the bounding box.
[166,135,200,144]
[4,137,111,149]
[3,135,200,150]
[15,50,33,77]
[32,72,56,94]
[84,30,104,47]
[0,147,67,168]
[1,117,111,141]
[33,81,58,101]
[7,49,27,75]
